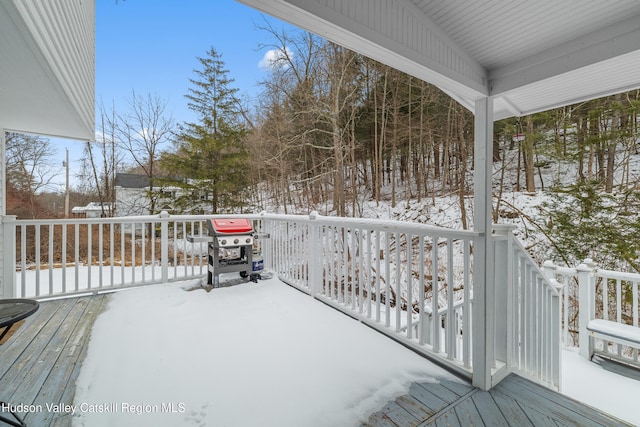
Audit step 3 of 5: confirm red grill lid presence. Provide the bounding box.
[211,218,253,234]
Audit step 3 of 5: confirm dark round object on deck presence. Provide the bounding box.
[0,299,39,328]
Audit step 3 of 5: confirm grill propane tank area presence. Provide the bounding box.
[188,218,267,287]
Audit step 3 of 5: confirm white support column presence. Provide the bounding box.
[0,129,5,216]
[2,215,16,299]
[472,97,495,390]
[0,129,6,298]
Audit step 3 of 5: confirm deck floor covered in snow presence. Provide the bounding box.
[0,292,633,427]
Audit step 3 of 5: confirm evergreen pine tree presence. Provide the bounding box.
[162,47,249,213]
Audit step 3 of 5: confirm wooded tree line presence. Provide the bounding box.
[249,29,475,217]
[248,29,640,221]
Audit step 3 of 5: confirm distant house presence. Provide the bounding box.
[115,173,172,217]
[71,202,113,218]
[114,173,212,216]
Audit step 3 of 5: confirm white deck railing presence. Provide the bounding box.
[2,211,570,389]
[493,225,563,390]
[263,212,478,379]
[544,259,640,367]
[4,213,264,299]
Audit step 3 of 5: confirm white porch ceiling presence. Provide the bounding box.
[0,0,95,140]
[237,0,640,120]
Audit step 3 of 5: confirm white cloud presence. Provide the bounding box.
[258,47,293,71]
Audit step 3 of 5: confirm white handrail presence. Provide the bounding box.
[545,259,640,366]
[264,212,477,378]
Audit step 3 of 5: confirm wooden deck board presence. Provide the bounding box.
[10,298,90,405]
[366,373,632,427]
[494,374,623,427]
[431,410,461,427]
[452,395,484,426]
[379,401,420,427]
[470,391,509,427]
[489,387,535,427]
[439,379,474,397]
[396,394,434,420]
[2,299,78,400]
[408,383,449,413]
[0,301,60,379]
[0,295,108,426]
[414,382,463,404]
[27,296,108,426]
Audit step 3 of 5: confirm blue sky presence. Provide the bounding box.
[96,0,292,124]
[52,0,296,192]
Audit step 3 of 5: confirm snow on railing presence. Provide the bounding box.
[6,213,265,299]
[494,225,563,391]
[263,212,478,378]
[544,259,640,367]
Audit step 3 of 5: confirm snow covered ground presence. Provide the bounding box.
[72,277,462,427]
[70,276,640,427]
[562,347,640,426]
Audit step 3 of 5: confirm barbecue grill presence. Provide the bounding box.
[206,218,255,286]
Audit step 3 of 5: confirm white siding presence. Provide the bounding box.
[0,0,95,140]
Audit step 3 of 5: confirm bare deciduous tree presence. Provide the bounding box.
[117,90,174,214]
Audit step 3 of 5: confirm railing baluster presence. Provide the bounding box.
[359,228,364,313]
[336,226,342,303]
[21,225,27,297]
[395,232,401,333]
[463,238,471,369]
[87,222,92,291]
[74,223,80,292]
[447,238,454,360]
[110,223,115,287]
[418,235,425,345]
[431,236,439,353]
[99,223,104,288]
[48,224,54,295]
[634,280,639,363]
[35,225,41,296]
[120,223,125,285]
[131,223,136,285]
[406,234,413,340]
[61,224,67,295]
[384,232,391,328]
[616,278,622,356]
[367,229,372,318]
[351,228,356,311]
[142,222,147,283]
[375,229,381,322]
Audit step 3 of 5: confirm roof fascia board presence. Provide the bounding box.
[238,0,488,101]
[489,13,640,96]
[494,79,640,122]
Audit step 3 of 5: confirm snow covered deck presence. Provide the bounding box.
[0,278,634,426]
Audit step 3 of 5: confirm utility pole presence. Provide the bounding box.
[64,147,70,218]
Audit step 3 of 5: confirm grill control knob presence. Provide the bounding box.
[245,238,251,244]
[234,238,239,244]
[221,239,227,245]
